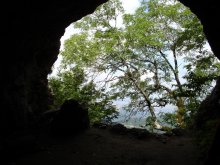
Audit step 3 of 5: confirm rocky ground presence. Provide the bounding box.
[3,125,205,165]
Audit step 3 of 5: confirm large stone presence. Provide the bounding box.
[50,99,90,136]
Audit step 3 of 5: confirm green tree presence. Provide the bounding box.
[123,0,219,127]
[59,0,219,128]
[182,52,220,127]
[61,0,163,127]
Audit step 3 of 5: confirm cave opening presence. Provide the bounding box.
[3,0,220,164]
[40,0,220,164]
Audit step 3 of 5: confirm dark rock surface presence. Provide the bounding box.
[50,99,90,136]
[10,128,203,165]
[2,0,107,134]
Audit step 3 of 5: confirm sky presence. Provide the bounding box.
[59,0,140,50]
[48,0,180,115]
[48,0,214,124]
[50,0,141,77]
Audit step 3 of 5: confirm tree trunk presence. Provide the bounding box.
[176,98,186,127]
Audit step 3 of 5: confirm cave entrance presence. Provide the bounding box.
[2,0,220,164]
[48,0,219,133]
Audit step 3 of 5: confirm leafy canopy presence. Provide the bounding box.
[49,0,220,128]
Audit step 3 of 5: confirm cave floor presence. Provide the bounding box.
[8,128,203,165]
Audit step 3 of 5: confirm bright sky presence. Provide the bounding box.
[50,0,140,76]
[60,0,140,49]
[48,0,213,121]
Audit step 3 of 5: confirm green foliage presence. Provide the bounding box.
[48,66,119,124]
[159,112,178,127]
[182,53,220,128]
[184,54,220,98]
[54,0,219,129]
[145,116,156,132]
[183,98,201,128]
[88,99,119,124]
[48,66,85,107]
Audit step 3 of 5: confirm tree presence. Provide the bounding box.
[122,0,219,127]
[61,0,163,127]
[59,0,219,128]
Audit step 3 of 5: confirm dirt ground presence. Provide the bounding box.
[6,127,204,165]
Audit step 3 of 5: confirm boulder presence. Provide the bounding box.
[50,99,90,136]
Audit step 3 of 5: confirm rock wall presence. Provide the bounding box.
[179,1,220,163]
[2,0,107,134]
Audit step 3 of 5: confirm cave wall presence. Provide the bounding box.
[2,0,220,142]
[179,0,220,60]
[2,0,107,134]
[179,1,220,163]
[2,0,220,163]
